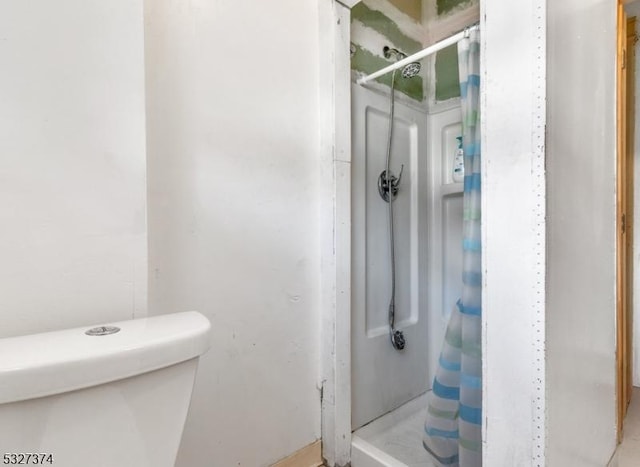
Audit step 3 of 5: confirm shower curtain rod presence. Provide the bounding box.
[356,24,479,85]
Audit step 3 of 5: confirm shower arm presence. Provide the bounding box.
[356,24,479,85]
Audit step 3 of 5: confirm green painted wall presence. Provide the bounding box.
[388,0,421,22]
[351,2,424,101]
[437,0,473,16]
[351,0,474,102]
[435,44,460,101]
[352,3,421,54]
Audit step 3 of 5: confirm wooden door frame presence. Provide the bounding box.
[616,2,626,440]
[617,0,635,442]
[627,15,636,410]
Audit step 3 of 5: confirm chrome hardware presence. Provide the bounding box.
[377,165,404,203]
[85,326,121,336]
[388,301,406,350]
[391,329,406,350]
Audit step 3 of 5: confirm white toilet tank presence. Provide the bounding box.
[0,312,210,467]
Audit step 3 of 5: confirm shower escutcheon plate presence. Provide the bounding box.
[378,167,403,202]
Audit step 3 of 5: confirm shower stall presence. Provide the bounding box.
[320,0,549,465]
[351,83,464,466]
[349,12,473,466]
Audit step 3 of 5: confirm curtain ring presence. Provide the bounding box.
[464,26,471,39]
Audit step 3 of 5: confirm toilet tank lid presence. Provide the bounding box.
[0,311,211,405]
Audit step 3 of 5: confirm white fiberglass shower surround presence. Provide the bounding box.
[351,85,464,467]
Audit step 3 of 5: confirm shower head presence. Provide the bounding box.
[383,46,421,79]
[401,62,421,78]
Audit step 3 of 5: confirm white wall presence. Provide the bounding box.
[546,1,618,465]
[144,1,322,466]
[0,0,147,338]
[481,0,547,464]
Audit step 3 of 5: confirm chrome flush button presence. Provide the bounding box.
[85,326,121,336]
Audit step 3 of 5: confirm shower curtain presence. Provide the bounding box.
[423,29,481,467]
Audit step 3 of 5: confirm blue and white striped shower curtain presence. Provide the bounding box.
[423,29,481,467]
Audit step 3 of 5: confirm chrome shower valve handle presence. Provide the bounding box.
[395,164,404,187]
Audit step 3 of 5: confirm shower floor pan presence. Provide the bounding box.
[352,393,436,467]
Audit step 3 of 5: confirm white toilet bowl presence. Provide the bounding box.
[0,311,210,467]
